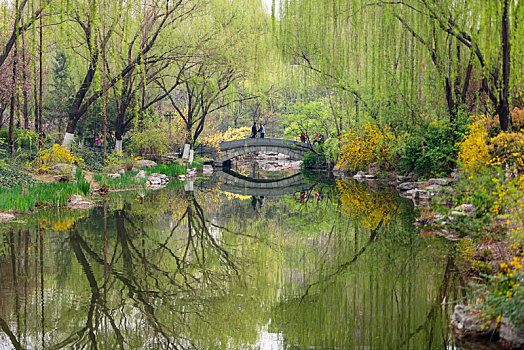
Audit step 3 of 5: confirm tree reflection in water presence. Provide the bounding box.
[0,179,464,349]
[0,189,244,349]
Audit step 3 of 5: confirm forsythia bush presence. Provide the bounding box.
[457,119,490,172]
[480,256,524,328]
[29,144,84,173]
[458,117,524,173]
[337,123,395,172]
[200,126,250,149]
[488,132,524,172]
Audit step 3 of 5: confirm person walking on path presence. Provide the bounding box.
[258,123,265,138]
[250,122,258,138]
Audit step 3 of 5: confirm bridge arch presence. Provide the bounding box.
[214,138,310,166]
[217,170,312,196]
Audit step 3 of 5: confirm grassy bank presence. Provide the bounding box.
[0,182,87,213]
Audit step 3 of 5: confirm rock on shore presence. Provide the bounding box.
[0,213,16,222]
[451,304,524,349]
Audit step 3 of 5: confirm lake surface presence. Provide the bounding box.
[0,172,465,349]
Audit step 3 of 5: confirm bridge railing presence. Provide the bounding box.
[219,138,311,151]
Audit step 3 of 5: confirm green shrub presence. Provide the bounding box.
[302,151,325,169]
[398,122,462,177]
[128,113,184,159]
[475,258,524,328]
[0,165,36,189]
[71,145,106,171]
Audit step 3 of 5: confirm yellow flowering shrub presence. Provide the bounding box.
[457,119,490,172]
[337,123,395,172]
[488,132,524,172]
[481,256,524,327]
[29,144,84,173]
[200,126,251,149]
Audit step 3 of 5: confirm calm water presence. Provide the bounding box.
[0,172,464,349]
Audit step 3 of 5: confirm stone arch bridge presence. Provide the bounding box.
[213,138,311,166]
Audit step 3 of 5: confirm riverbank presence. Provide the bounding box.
[333,155,524,348]
[0,152,207,218]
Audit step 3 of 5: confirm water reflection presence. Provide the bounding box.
[0,176,464,349]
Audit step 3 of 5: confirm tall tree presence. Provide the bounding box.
[60,0,196,147]
[277,0,524,132]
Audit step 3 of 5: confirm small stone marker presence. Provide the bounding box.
[184,180,194,192]
[188,150,194,164]
[182,144,190,159]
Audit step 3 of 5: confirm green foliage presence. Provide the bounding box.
[0,182,84,213]
[75,168,91,196]
[0,165,36,189]
[0,128,39,151]
[45,51,75,130]
[283,101,330,141]
[94,172,147,190]
[441,166,524,240]
[0,137,6,169]
[128,113,181,158]
[95,162,186,190]
[322,137,340,165]
[397,122,462,177]
[71,145,106,172]
[147,163,187,177]
[475,257,524,328]
[302,151,325,169]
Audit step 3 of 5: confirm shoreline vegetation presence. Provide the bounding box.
[330,114,524,348]
[0,145,203,214]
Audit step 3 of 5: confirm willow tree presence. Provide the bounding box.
[157,0,270,145]
[0,0,44,70]
[277,0,524,131]
[0,0,46,151]
[55,0,196,147]
[108,46,190,152]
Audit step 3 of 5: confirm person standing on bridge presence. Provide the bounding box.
[250,122,257,138]
[258,123,265,138]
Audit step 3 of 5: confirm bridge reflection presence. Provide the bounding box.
[217,170,312,196]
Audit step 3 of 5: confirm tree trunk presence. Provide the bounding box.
[445,77,456,123]
[33,70,39,133]
[62,117,79,147]
[103,79,107,155]
[499,0,511,131]
[38,0,43,140]
[62,62,98,147]
[8,39,18,154]
[21,23,29,129]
